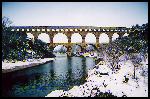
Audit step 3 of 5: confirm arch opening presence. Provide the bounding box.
[123,33,129,37]
[71,33,82,43]
[38,33,50,43]
[72,44,82,56]
[99,33,109,43]
[83,44,98,57]
[53,33,68,43]
[85,33,96,44]
[27,33,34,40]
[53,45,67,56]
[112,33,119,41]
[86,44,97,52]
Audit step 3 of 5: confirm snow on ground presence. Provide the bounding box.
[2,58,55,71]
[45,90,64,97]
[46,56,148,97]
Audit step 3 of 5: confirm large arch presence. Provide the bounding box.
[85,33,96,44]
[123,33,129,37]
[85,44,98,52]
[99,33,109,43]
[27,33,34,40]
[53,33,68,43]
[71,33,82,43]
[86,44,95,52]
[72,44,82,55]
[112,33,119,41]
[53,45,67,53]
[37,33,50,43]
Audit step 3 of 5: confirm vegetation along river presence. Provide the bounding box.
[2,56,95,97]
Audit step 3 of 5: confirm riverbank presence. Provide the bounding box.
[46,58,148,97]
[2,58,55,73]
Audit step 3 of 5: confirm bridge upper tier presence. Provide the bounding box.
[11,26,130,32]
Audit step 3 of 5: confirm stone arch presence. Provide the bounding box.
[85,44,97,52]
[27,33,34,40]
[53,33,68,43]
[112,33,119,41]
[85,33,96,44]
[99,33,109,43]
[53,45,67,53]
[72,44,83,55]
[71,33,82,43]
[123,33,129,37]
[37,33,50,43]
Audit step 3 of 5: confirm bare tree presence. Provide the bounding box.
[2,16,12,31]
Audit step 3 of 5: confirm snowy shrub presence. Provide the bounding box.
[99,23,148,79]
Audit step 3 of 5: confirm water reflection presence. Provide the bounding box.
[2,56,95,97]
[85,57,95,71]
[71,57,83,80]
[53,57,68,80]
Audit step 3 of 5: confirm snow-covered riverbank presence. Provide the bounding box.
[2,58,55,73]
[46,58,148,97]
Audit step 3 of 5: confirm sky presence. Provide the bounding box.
[2,2,148,28]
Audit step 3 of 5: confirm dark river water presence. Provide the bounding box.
[2,56,95,97]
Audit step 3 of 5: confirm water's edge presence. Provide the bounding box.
[2,57,95,97]
[2,58,55,73]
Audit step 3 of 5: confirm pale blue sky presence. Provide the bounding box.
[2,2,148,28]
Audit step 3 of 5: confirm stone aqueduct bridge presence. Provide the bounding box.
[12,26,131,56]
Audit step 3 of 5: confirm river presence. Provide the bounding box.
[2,56,95,97]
